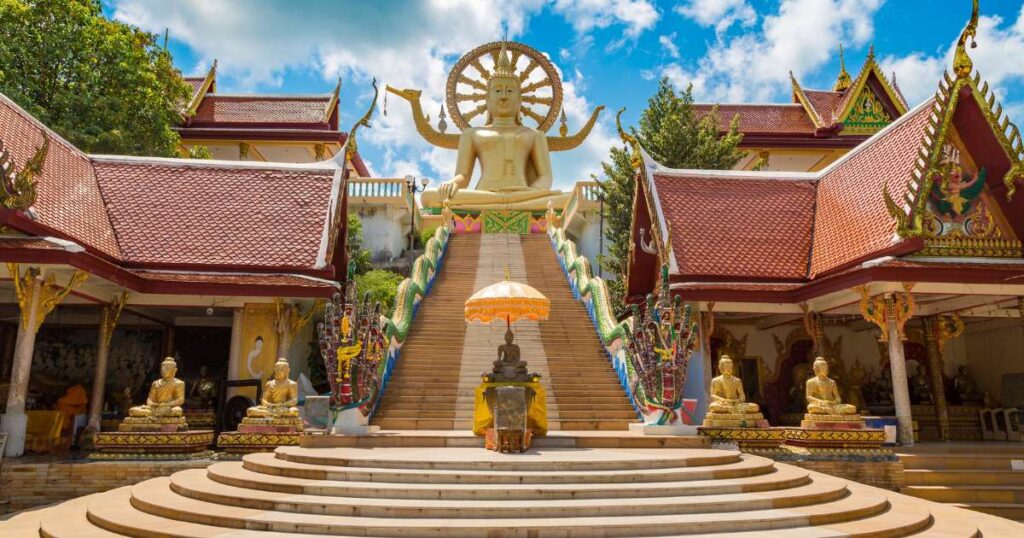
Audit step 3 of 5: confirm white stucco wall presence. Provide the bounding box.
[356,205,409,262]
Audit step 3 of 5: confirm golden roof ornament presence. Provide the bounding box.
[0,135,48,218]
[833,44,853,92]
[492,40,516,80]
[954,0,979,79]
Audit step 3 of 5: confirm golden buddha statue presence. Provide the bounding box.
[802,357,861,427]
[240,358,302,431]
[419,42,566,211]
[120,357,187,432]
[703,355,765,427]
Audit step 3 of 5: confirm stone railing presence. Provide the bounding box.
[559,181,601,230]
[347,177,420,235]
[548,226,697,426]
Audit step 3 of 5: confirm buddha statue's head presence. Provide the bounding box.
[486,41,521,123]
[160,357,178,379]
[812,357,830,378]
[273,357,290,381]
[504,327,515,345]
[718,355,734,376]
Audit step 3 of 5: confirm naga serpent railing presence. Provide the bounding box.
[548,226,698,425]
[318,225,451,429]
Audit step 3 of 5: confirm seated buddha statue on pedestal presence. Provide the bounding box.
[486,328,537,383]
[703,355,765,427]
[120,357,187,432]
[419,42,568,212]
[802,357,863,428]
[240,357,302,432]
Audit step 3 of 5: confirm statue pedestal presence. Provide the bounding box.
[702,413,768,428]
[698,426,786,449]
[238,416,303,433]
[799,414,865,429]
[183,410,215,429]
[92,429,214,457]
[217,415,304,453]
[329,407,380,435]
[118,416,188,433]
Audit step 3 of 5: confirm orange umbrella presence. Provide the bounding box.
[464,273,550,324]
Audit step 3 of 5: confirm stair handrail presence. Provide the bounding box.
[548,225,698,426]
[318,224,451,429]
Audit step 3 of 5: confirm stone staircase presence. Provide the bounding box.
[3,445,1021,537]
[900,445,1024,523]
[373,233,638,431]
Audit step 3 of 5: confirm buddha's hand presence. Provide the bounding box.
[439,180,461,201]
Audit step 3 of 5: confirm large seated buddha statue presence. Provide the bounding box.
[802,357,862,428]
[420,42,566,211]
[388,39,603,214]
[119,357,187,432]
[703,355,764,427]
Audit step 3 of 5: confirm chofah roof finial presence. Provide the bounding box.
[954,0,980,79]
[833,44,853,92]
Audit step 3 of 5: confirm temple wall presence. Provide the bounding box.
[962,321,1024,405]
[356,205,408,262]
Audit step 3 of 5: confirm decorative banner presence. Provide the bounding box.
[233,303,279,398]
[482,210,530,234]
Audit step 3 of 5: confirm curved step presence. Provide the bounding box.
[243,451,768,484]
[211,459,805,500]
[39,489,131,538]
[169,467,844,518]
[273,446,739,471]
[86,485,340,538]
[129,476,889,537]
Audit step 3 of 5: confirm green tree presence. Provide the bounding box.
[0,0,191,156]
[354,269,404,317]
[597,78,745,312]
[346,214,372,276]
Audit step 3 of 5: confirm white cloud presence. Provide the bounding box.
[552,0,660,40]
[659,0,883,102]
[112,0,637,189]
[659,33,680,58]
[675,0,756,34]
[881,6,1024,111]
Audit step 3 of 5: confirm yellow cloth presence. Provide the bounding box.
[473,381,547,436]
[25,410,64,453]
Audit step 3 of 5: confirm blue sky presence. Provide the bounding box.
[103,0,1024,189]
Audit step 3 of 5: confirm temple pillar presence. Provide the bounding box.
[923,316,951,441]
[858,284,916,446]
[887,313,914,446]
[1,265,87,456]
[84,293,128,440]
[226,308,244,401]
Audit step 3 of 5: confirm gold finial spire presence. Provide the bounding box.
[493,39,515,79]
[833,44,853,92]
[954,0,980,79]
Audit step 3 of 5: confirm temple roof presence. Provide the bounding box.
[632,97,938,290]
[0,91,347,297]
[190,94,336,126]
[693,49,907,145]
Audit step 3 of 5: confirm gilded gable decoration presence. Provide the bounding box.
[884,0,1024,257]
[0,135,48,216]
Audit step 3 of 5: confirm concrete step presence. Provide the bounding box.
[905,469,1024,487]
[126,476,890,537]
[902,485,1024,504]
[899,454,1020,471]
[951,502,1024,522]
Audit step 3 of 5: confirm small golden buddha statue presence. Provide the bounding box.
[240,358,302,431]
[419,41,568,212]
[802,357,861,427]
[703,355,764,427]
[120,357,187,432]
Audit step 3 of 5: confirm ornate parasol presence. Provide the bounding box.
[464,269,550,325]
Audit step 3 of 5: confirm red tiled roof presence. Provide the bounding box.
[808,100,933,277]
[0,91,345,281]
[0,94,121,259]
[693,104,816,135]
[191,95,332,126]
[803,90,845,125]
[93,159,335,269]
[652,173,816,280]
[184,77,207,106]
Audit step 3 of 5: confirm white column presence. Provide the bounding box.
[1,272,43,457]
[226,308,244,401]
[887,315,914,446]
